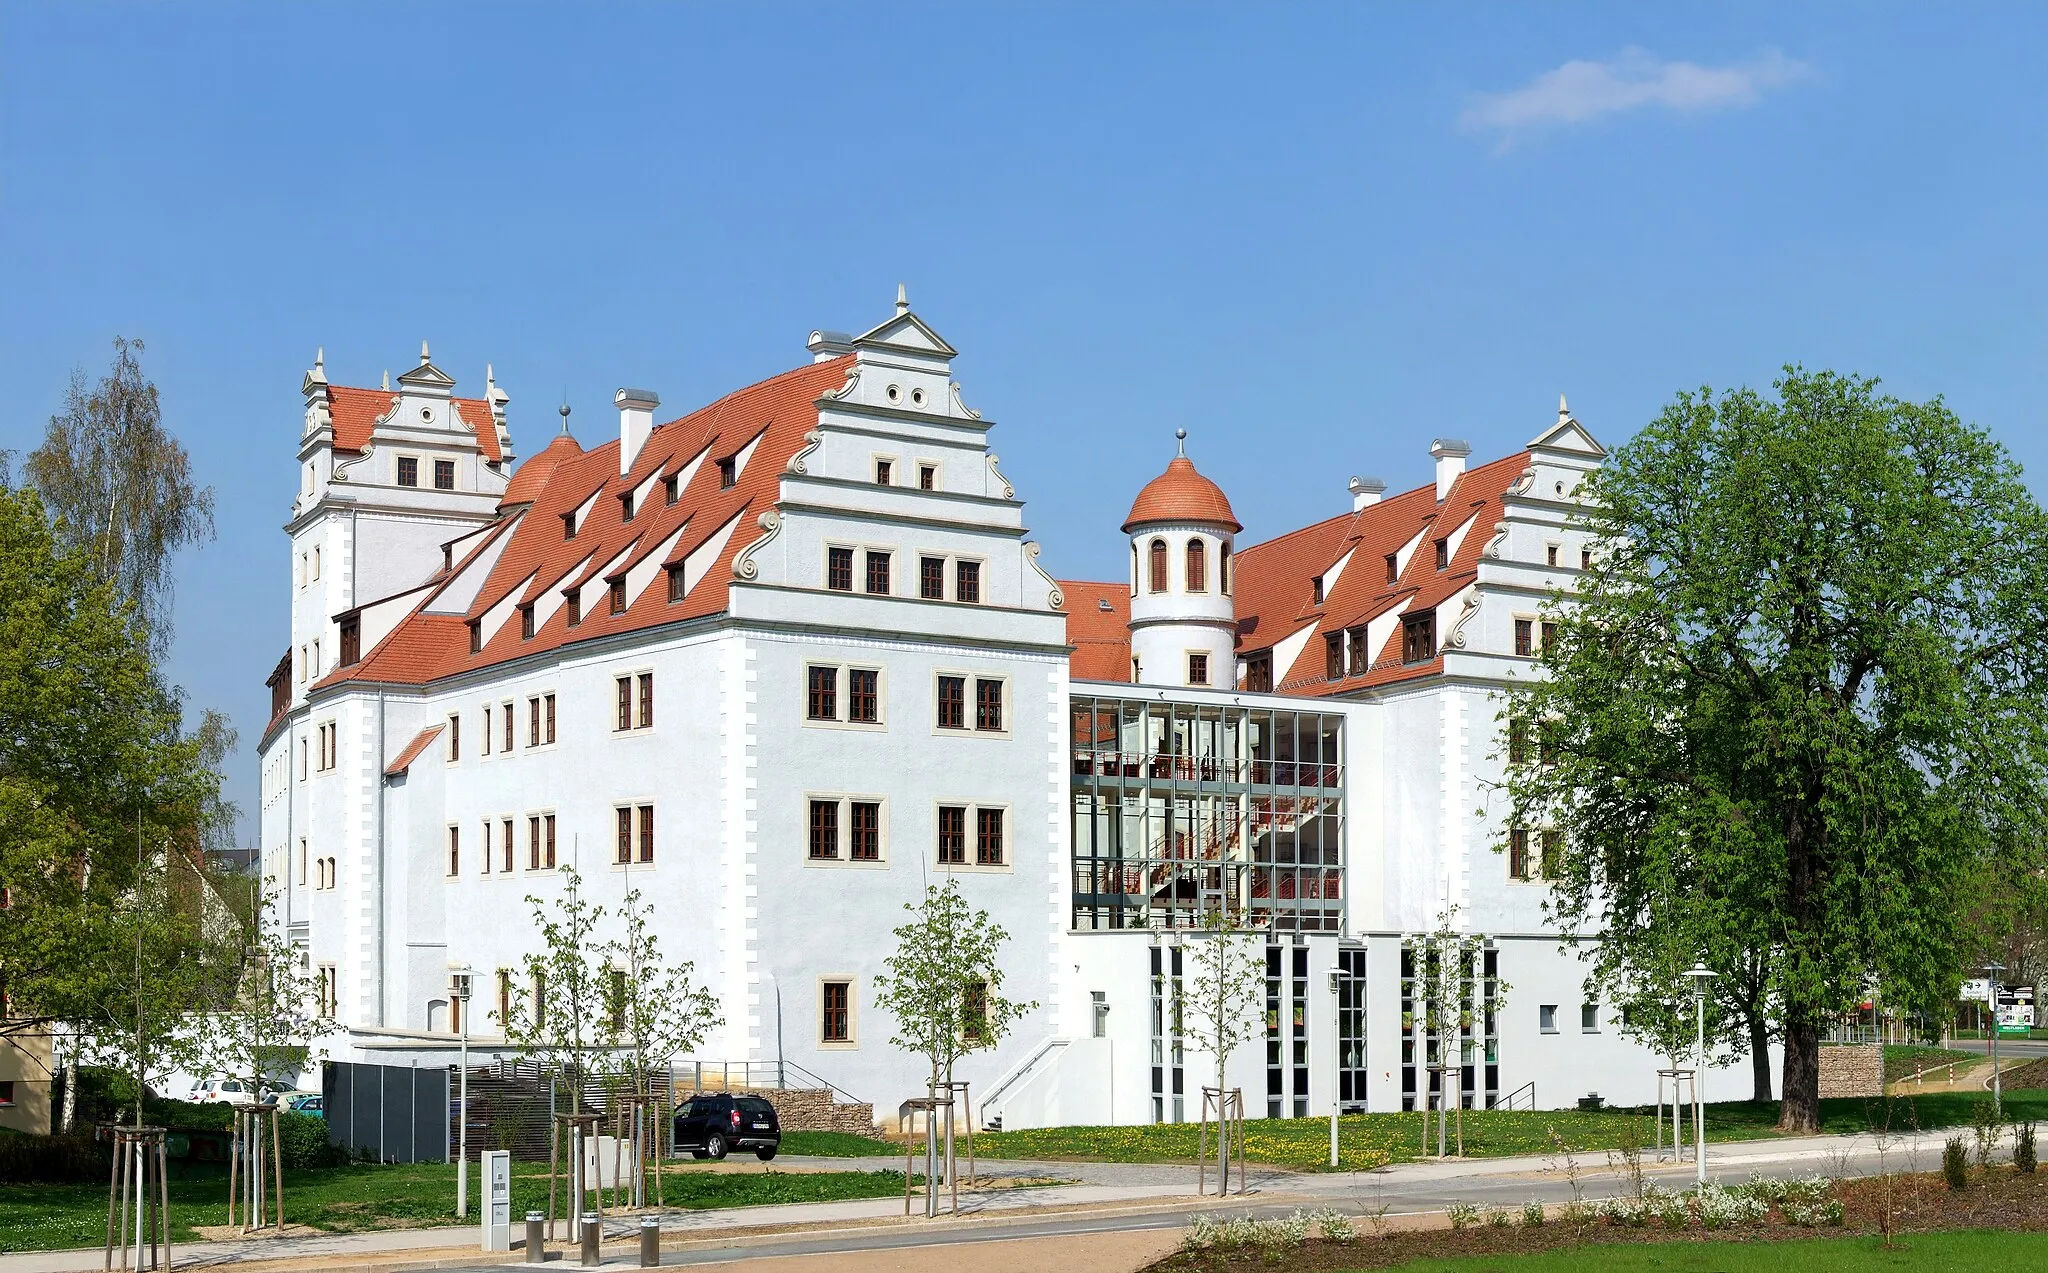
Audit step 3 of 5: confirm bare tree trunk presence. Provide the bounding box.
[61,1052,78,1133]
[1778,1018,1820,1133]
[1748,1015,1774,1104]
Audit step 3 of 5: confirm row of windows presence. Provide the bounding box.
[805,666,1007,732]
[805,798,1008,866]
[824,547,981,602]
[1319,610,1437,681]
[1140,538,1232,595]
[448,812,565,875]
[396,456,458,490]
[872,456,939,490]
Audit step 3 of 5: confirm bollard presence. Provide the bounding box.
[638,1216,659,1267]
[525,1211,545,1264]
[579,1213,600,1267]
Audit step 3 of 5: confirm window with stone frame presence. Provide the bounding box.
[1401,611,1436,664]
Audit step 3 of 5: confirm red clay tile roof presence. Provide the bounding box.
[1059,581,1133,682]
[313,357,851,691]
[327,386,505,463]
[1122,456,1241,533]
[384,724,445,776]
[1236,451,1531,695]
[501,432,583,507]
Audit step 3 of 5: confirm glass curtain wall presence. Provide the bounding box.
[1070,695,1345,932]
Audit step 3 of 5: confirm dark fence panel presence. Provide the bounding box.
[322,1061,449,1163]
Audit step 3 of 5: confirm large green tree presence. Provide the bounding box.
[1503,368,2048,1132]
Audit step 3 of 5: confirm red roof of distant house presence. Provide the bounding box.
[1059,581,1133,683]
[1122,455,1241,533]
[328,385,505,463]
[313,357,851,692]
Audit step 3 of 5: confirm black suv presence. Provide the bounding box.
[673,1093,780,1161]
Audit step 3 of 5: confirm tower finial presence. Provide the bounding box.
[559,398,571,435]
[1558,392,1570,420]
[1175,427,1187,457]
[314,346,325,372]
[895,282,908,314]
[382,369,390,391]
[420,340,432,366]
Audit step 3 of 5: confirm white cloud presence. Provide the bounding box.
[1462,47,1809,148]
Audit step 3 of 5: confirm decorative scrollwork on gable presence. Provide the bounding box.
[1482,526,1510,560]
[1444,589,1483,650]
[818,366,862,402]
[785,430,824,475]
[987,454,1015,500]
[1506,467,1536,497]
[1024,541,1064,610]
[731,509,783,582]
[950,381,982,420]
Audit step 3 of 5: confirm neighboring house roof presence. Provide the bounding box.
[327,385,506,463]
[314,356,851,691]
[1122,455,1241,533]
[383,724,445,776]
[1059,581,1133,683]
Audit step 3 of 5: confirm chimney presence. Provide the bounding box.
[807,330,855,362]
[1430,438,1471,502]
[1347,476,1386,511]
[616,388,659,475]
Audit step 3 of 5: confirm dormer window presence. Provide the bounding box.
[339,617,360,668]
[1401,610,1437,665]
[434,459,455,491]
[1385,553,1399,584]
[717,457,736,489]
[666,564,685,604]
[565,588,581,627]
[663,474,679,505]
[561,512,576,541]
[467,619,482,655]
[608,579,627,615]
[620,491,635,521]
[519,605,535,640]
[1311,576,1325,606]
[398,457,419,488]
[1434,539,1449,571]
[1242,651,1272,693]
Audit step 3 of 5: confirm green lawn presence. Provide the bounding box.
[778,1130,904,1157]
[1377,1229,2048,1271]
[973,1092,2048,1173]
[1882,1046,1978,1084]
[0,1160,912,1254]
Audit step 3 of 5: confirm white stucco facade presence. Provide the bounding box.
[260,308,1763,1132]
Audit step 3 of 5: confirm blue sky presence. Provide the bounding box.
[3,4,2044,837]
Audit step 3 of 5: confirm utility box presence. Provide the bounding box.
[481,1150,512,1251]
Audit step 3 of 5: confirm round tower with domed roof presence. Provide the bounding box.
[1123,430,1240,688]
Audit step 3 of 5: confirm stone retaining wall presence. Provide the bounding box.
[1819,1043,1883,1098]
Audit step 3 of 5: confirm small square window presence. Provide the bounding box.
[875,459,892,485]
[1581,547,1593,570]
[397,457,419,487]
[434,459,455,491]
[1187,652,1208,685]
[1546,544,1559,567]
[1581,1004,1600,1033]
[918,464,936,491]
[1539,1005,1558,1034]
[717,457,736,489]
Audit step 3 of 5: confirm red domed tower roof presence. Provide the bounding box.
[500,431,583,508]
[1122,451,1241,534]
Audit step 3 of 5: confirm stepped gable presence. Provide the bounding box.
[1237,450,1530,694]
[1058,581,1132,683]
[328,385,505,463]
[315,356,852,690]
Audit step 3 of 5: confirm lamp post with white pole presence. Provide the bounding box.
[453,968,474,1217]
[1984,961,2006,1120]
[1684,965,1716,1187]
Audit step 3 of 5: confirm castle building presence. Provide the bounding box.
[259,294,1733,1128]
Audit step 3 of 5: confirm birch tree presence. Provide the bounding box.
[498,867,619,1113]
[873,878,1035,1099]
[1182,907,1265,1104]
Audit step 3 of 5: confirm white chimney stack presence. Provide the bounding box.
[1348,476,1386,511]
[1430,438,1471,502]
[616,388,659,475]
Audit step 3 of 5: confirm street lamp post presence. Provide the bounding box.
[1984,961,2006,1120]
[453,969,474,1217]
[1326,969,1345,1168]
[1684,965,1717,1187]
